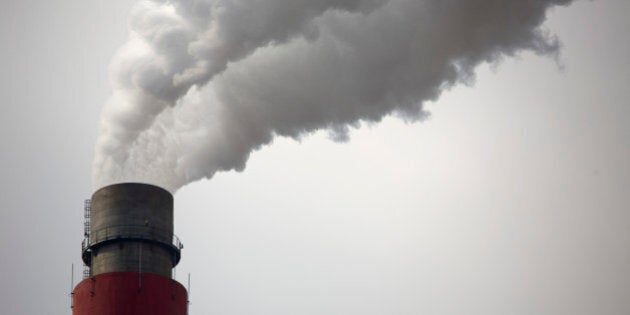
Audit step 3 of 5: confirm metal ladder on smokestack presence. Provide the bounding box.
[82,199,91,279]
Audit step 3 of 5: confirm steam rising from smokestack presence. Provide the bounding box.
[94,0,574,192]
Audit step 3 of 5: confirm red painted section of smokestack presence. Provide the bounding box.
[73,271,187,315]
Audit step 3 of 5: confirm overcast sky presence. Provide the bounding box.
[1,1,629,314]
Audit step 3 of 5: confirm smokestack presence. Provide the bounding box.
[72,183,187,314]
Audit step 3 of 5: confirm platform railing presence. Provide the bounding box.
[82,225,183,252]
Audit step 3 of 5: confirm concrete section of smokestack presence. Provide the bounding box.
[87,183,180,276]
[72,183,187,315]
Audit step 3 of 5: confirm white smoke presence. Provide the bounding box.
[94,0,574,192]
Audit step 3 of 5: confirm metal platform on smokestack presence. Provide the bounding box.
[73,183,188,315]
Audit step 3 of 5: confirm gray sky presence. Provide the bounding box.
[1,0,629,314]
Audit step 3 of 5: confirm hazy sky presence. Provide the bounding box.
[1,1,629,314]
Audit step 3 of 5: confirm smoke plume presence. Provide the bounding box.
[94,0,574,192]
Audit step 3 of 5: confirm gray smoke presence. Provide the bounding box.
[94,0,574,192]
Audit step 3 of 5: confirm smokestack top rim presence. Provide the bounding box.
[92,182,171,197]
